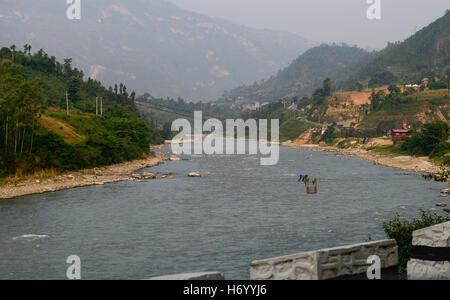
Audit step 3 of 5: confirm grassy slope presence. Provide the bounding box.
[38,114,85,145]
[359,89,449,130]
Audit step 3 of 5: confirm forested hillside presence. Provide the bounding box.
[220,11,450,111]
[342,10,450,89]
[0,46,162,177]
[218,44,369,108]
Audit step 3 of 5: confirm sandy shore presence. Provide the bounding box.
[285,143,445,174]
[0,152,166,200]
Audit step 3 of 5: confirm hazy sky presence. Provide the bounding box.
[168,0,449,49]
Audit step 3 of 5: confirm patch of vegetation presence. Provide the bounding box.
[367,145,409,157]
[0,46,163,178]
[368,71,397,88]
[383,210,450,279]
[400,121,449,164]
[279,119,313,142]
[344,11,450,89]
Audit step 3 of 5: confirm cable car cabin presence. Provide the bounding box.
[391,129,411,141]
[305,182,318,194]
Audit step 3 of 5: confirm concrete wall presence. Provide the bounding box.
[407,221,450,280]
[250,239,398,280]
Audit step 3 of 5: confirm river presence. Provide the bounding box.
[0,146,447,279]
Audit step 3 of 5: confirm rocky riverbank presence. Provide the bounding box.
[0,151,168,200]
[284,143,445,175]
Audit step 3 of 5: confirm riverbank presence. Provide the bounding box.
[284,142,445,175]
[0,151,166,200]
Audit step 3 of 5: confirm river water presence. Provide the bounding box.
[0,146,447,279]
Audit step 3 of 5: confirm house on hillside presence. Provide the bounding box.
[391,129,411,141]
[421,78,430,87]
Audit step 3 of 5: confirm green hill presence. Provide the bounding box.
[219,11,450,111]
[342,10,450,89]
[0,46,163,177]
[219,44,369,108]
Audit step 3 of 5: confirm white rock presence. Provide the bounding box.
[169,155,181,161]
[188,172,201,178]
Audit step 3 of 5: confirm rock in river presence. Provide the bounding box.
[188,172,201,178]
[141,172,156,179]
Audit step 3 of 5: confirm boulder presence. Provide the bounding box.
[188,172,201,178]
[141,172,156,179]
[93,168,103,176]
[436,203,447,207]
[441,188,450,195]
[169,155,181,161]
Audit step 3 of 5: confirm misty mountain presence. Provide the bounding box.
[219,44,370,106]
[342,10,450,88]
[219,10,450,108]
[0,0,313,101]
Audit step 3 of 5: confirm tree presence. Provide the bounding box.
[0,62,41,155]
[67,75,81,103]
[369,71,397,88]
[10,45,16,62]
[23,44,31,56]
[0,47,12,60]
[323,78,332,96]
[63,58,73,76]
[401,121,449,156]
[370,89,385,110]
[387,84,401,98]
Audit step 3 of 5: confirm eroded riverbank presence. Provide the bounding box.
[284,143,446,176]
[0,152,166,200]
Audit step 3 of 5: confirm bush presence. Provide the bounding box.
[320,126,337,144]
[401,120,449,158]
[383,210,450,278]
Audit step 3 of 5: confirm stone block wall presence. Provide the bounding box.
[250,239,398,280]
[407,221,450,280]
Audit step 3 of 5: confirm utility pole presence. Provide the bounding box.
[66,91,70,116]
[96,97,98,115]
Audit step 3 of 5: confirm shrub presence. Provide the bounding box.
[383,210,450,279]
[401,121,449,158]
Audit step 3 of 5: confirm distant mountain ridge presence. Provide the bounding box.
[219,44,370,106]
[342,10,450,88]
[220,10,450,109]
[0,0,313,101]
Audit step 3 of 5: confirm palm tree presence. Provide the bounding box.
[23,44,31,56]
[10,45,16,62]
